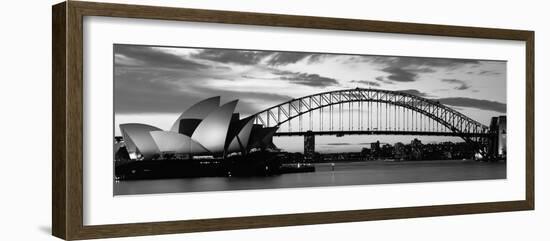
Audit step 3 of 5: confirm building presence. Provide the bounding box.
[304,130,315,161]
[118,96,278,161]
[370,141,381,158]
[393,142,406,160]
[410,138,423,160]
[488,115,507,159]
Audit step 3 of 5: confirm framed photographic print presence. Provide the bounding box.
[52,1,534,240]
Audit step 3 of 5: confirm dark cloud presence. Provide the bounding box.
[393,89,505,112]
[441,78,471,90]
[479,70,501,76]
[436,97,506,113]
[413,67,437,73]
[192,49,272,65]
[192,49,326,66]
[350,80,381,87]
[397,89,430,97]
[370,56,480,69]
[240,74,263,80]
[346,55,480,83]
[345,56,480,70]
[273,70,339,87]
[267,52,324,65]
[381,67,418,82]
[307,54,328,64]
[379,66,437,82]
[323,143,352,146]
[114,45,208,70]
[242,70,339,87]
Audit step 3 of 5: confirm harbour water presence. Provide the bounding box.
[114,159,506,195]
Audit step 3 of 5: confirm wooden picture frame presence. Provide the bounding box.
[52,1,534,240]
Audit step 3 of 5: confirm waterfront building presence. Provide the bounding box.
[393,142,406,160]
[488,115,507,158]
[370,141,381,158]
[410,138,423,160]
[304,130,315,161]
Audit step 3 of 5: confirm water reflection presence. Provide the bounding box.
[114,160,505,195]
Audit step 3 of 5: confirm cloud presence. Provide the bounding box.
[479,70,501,76]
[266,52,324,65]
[323,143,353,146]
[345,56,480,70]
[381,67,418,82]
[273,70,339,87]
[114,45,504,120]
[345,55,479,83]
[379,65,437,82]
[397,89,430,97]
[307,54,328,63]
[243,69,339,88]
[192,49,327,66]
[114,67,292,115]
[441,78,471,90]
[114,45,208,70]
[392,89,505,112]
[192,49,272,65]
[436,97,506,113]
[375,76,394,84]
[350,80,381,87]
[114,69,196,114]
[370,56,480,69]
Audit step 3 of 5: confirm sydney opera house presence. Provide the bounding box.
[118,97,278,161]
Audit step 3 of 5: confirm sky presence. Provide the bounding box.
[114,44,506,153]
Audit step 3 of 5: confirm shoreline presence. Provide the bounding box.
[314,159,504,166]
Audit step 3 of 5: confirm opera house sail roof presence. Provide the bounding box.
[119,123,161,160]
[169,96,220,133]
[118,97,277,161]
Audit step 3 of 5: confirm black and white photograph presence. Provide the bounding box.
[1,0,543,240]
[113,44,507,195]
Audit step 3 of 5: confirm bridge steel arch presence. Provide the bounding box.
[253,88,491,153]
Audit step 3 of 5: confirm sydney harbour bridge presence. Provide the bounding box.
[252,88,502,159]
